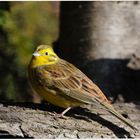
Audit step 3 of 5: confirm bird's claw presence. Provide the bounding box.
[48,111,67,119]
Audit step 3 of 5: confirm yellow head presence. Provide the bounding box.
[29,45,59,68]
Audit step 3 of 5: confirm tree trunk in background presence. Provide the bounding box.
[55,1,140,102]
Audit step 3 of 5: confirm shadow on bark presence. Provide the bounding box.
[70,107,131,138]
[1,101,132,138]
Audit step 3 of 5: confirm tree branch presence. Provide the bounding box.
[0,102,139,138]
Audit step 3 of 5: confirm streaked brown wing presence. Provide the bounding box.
[36,59,109,104]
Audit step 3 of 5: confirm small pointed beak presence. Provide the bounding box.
[33,52,40,57]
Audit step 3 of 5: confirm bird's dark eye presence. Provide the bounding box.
[45,52,49,55]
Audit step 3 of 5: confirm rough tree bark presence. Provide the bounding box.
[55,1,140,102]
[0,102,140,138]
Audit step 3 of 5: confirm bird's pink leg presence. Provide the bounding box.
[48,107,71,118]
[60,107,71,116]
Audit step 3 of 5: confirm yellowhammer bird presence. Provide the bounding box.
[28,45,138,132]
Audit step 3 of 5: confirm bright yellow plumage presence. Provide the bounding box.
[28,45,138,131]
[28,45,83,108]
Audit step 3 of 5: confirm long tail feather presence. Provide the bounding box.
[99,101,138,132]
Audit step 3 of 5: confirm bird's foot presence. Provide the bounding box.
[48,107,71,119]
[48,111,67,119]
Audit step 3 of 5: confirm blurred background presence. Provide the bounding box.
[0,1,140,104]
[0,2,59,102]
